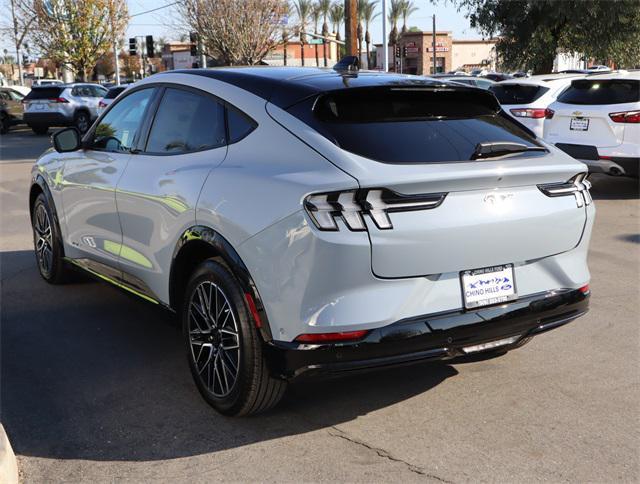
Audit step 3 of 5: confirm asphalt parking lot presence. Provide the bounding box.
[1,127,639,483]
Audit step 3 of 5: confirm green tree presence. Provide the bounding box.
[311,2,321,66]
[317,0,331,66]
[27,0,128,81]
[387,0,403,69]
[329,1,344,57]
[400,0,418,35]
[295,0,314,66]
[450,0,640,73]
[361,0,380,68]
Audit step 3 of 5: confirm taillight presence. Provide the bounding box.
[98,100,107,108]
[510,108,546,119]
[49,97,69,103]
[537,172,592,208]
[304,189,447,231]
[295,330,369,343]
[579,284,590,295]
[544,108,555,119]
[609,110,640,123]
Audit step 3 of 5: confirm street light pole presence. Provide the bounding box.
[432,14,436,75]
[382,0,388,71]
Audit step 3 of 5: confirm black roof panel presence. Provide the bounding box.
[163,67,448,108]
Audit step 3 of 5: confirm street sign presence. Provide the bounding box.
[308,38,324,44]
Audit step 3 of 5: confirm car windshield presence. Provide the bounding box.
[286,86,542,164]
[490,84,549,104]
[557,79,639,105]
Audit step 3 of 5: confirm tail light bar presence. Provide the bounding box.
[538,173,592,208]
[49,97,69,103]
[544,108,555,119]
[98,100,108,108]
[609,110,640,123]
[510,108,546,119]
[304,189,447,231]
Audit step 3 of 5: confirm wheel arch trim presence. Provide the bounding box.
[30,174,65,256]
[170,225,274,341]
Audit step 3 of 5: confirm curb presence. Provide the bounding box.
[0,424,18,484]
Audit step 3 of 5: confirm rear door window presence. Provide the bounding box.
[145,88,226,154]
[227,106,256,143]
[490,84,549,104]
[287,87,542,164]
[557,79,640,105]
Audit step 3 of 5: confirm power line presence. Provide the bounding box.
[130,1,180,18]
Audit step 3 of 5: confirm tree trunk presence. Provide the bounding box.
[315,43,319,67]
[533,52,556,75]
[366,43,370,69]
[284,41,288,66]
[301,41,305,66]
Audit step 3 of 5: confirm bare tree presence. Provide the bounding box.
[27,0,128,81]
[3,0,36,85]
[179,0,288,66]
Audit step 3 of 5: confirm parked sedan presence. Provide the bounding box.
[491,74,584,138]
[22,83,107,134]
[0,87,25,134]
[544,72,639,177]
[30,67,593,415]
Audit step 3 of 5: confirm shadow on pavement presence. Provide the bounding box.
[588,173,639,200]
[1,250,457,462]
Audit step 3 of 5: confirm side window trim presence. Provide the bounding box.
[132,87,164,153]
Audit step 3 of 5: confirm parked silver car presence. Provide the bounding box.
[23,83,107,134]
[30,68,594,416]
[0,87,25,134]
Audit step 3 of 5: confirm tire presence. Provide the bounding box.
[182,259,286,416]
[74,111,90,133]
[31,126,49,135]
[0,113,9,134]
[31,193,72,284]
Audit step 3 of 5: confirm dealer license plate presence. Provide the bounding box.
[570,117,589,131]
[461,264,517,309]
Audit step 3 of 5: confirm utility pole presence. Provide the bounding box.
[432,14,437,75]
[344,0,358,57]
[382,0,388,71]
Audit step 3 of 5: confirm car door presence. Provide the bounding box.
[115,86,228,303]
[60,87,157,275]
[4,89,24,118]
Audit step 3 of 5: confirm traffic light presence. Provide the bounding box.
[129,38,137,56]
[402,46,407,58]
[189,32,198,57]
[145,35,154,58]
[394,46,400,58]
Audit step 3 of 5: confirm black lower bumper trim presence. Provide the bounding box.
[266,288,589,379]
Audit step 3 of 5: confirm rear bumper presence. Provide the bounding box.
[24,112,73,127]
[266,288,589,379]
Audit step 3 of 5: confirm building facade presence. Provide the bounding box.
[375,31,498,74]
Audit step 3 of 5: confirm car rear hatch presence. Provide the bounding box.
[23,86,66,112]
[545,78,640,149]
[286,85,589,278]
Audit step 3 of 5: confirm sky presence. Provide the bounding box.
[1,0,483,59]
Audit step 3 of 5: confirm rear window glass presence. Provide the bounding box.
[557,79,640,105]
[105,86,126,99]
[24,87,64,100]
[287,87,541,163]
[490,84,549,104]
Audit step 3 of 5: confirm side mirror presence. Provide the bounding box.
[52,127,81,153]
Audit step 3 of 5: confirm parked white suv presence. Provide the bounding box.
[544,72,639,177]
[23,83,107,134]
[491,74,584,138]
[30,68,593,415]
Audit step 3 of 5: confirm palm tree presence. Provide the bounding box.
[357,0,365,64]
[317,0,331,67]
[295,0,313,66]
[329,2,344,58]
[311,3,321,66]
[282,2,293,66]
[400,0,418,34]
[387,0,403,71]
[361,1,379,69]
